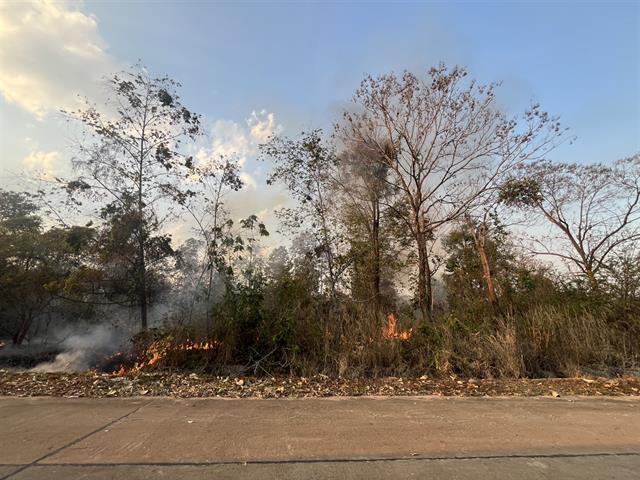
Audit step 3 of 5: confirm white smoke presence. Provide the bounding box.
[31,324,128,373]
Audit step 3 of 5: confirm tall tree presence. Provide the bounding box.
[335,140,397,309]
[64,67,201,330]
[261,130,346,299]
[182,155,269,329]
[443,218,556,318]
[443,213,507,314]
[183,156,242,326]
[500,155,640,291]
[340,65,564,320]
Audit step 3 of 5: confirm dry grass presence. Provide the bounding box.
[137,303,639,379]
[434,306,639,378]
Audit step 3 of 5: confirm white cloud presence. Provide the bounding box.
[248,109,280,142]
[239,171,257,189]
[0,0,116,118]
[187,110,290,248]
[207,119,254,166]
[23,150,60,178]
[255,207,269,220]
[195,110,282,168]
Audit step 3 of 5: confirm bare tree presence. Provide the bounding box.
[340,65,563,320]
[500,154,640,290]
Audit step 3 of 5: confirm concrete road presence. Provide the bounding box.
[0,396,638,479]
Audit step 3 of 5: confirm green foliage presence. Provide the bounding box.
[0,189,96,344]
[498,177,542,207]
[3,65,638,380]
[443,218,557,318]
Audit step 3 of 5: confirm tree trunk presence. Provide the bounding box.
[371,200,381,310]
[473,224,500,312]
[205,262,214,332]
[425,248,434,315]
[585,266,599,292]
[139,237,148,331]
[137,180,148,331]
[416,229,432,321]
[138,102,148,332]
[12,313,32,346]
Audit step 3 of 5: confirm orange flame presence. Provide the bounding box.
[382,313,413,341]
[114,339,218,375]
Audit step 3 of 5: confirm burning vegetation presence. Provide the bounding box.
[113,315,410,376]
[382,314,413,341]
[112,337,221,375]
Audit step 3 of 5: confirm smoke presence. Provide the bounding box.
[31,324,129,373]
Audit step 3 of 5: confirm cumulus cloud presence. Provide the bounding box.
[22,150,60,178]
[195,110,282,169]
[0,0,116,118]
[205,119,254,166]
[248,110,279,142]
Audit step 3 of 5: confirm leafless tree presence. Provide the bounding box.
[339,65,563,320]
[500,154,640,290]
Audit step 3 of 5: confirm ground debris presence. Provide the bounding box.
[0,370,638,398]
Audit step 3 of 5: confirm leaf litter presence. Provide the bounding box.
[1,370,639,398]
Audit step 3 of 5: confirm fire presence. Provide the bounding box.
[114,339,218,375]
[382,313,413,341]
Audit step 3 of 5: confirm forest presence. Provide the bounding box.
[1,64,639,379]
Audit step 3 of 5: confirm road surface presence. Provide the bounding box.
[0,396,638,479]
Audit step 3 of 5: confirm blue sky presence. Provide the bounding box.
[0,0,638,232]
[85,0,640,161]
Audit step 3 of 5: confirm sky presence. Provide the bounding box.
[0,0,639,241]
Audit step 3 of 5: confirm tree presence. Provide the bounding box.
[0,190,94,345]
[469,213,501,311]
[604,247,640,309]
[340,65,563,320]
[90,195,176,313]
[181,155,269,330]
[183,155,243,326]
[443,216,556,318]
[334,140,400,309]
[261,130,346,299]
[500,154,640,291]
[64,66,201,330]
